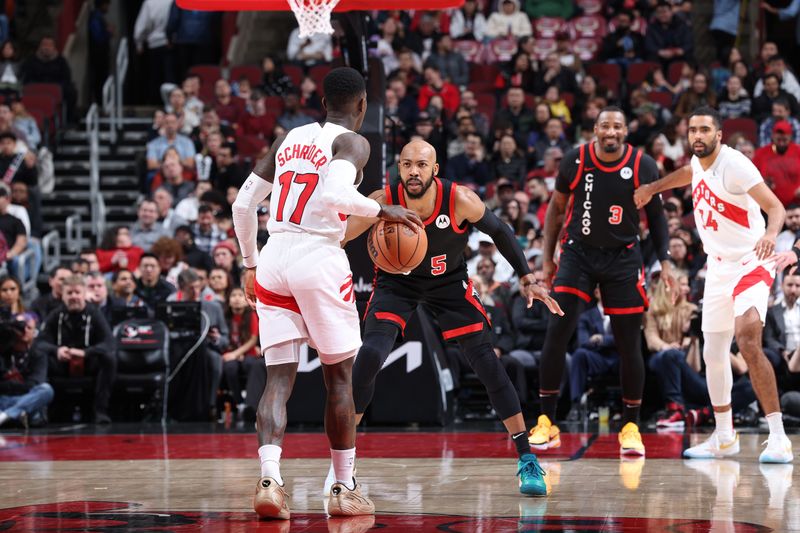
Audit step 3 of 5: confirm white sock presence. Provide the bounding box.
[259,444,283,484]
[331,448,356,489]
[766,412,786,438]
[714,409,734,441]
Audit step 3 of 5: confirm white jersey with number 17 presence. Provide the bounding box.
[691,144,765,262]
[267,121,354,241]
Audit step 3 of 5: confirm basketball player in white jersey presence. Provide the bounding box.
[634,106,793,463]
[232,67,422,519]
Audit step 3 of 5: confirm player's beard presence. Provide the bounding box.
[693,138,718,158]
[601,136,622,153]
[401,170,435,199]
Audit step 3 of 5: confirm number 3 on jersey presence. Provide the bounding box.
[698,208,719,231]
[275,170,319,224]
[608,205,623,225]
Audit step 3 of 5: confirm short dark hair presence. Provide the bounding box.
[220,142,237,157]
[786,202,800,211]
[111,269,133,283]
[139,252,159,263]
[0,131,16,142]
[688,105,722,130]
[322,67,366,110]
[763,72,781,85]
[768,54,785,64]
[773,97,791,110]
[596,105,627,125]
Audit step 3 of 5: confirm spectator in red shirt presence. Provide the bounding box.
[213,79,246,128]
[752,120,800,206]
[418,65,460,116]
[241,92,277,140]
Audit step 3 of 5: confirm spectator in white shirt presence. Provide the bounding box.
[134,0,174,104]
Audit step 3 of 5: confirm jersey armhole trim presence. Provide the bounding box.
[633,149,643,189]
[569,144,586,191]
[384,183,393,205]
[450,182,468,233]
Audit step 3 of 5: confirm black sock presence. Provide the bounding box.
[540,394,558,422]
[511,431,531,458]
[623,402,641,426]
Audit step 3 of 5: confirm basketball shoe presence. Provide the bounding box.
[618,422,645,457]
[619,457,645,490]
[683,431,739,459]
[253,477,290,519]
[759,434,793,464]
[528,415,561,450]
[327,479,375,516]
[517,453,547,496]
[656,402,685,430]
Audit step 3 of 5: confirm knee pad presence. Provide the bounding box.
[263,338,303,367]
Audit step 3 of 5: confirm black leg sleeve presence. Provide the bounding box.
[458,334,522,421]
[352,322,399,414]
[609,313,645,415]
[538,292,583,394]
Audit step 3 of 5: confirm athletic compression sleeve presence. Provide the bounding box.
[474,208,531,278]
[643,192,670,262]
[232,172,273,269]
[320,159,381,218]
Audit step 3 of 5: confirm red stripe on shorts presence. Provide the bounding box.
[375,312,406,331]
[442,322,484,340]
[554,285,591,302]
[732,265,774,299]
[254,280,301,314]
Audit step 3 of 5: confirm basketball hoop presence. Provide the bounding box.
[289,0,341,37]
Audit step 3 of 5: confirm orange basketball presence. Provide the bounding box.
[367,220,428,274]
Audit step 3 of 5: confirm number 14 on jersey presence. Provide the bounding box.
[697,208,719,231]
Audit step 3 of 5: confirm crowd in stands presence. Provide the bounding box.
[4,0,800,428]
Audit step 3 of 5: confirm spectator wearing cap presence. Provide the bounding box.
[412,111,447,165]
[753,54,800,102]
[130,199,171,252]
[753,120,800,206]
[424,35,469,88]
[446,132,492,187]
[485,0,532,39]
[418,66,460,116]
[488,176,517,214]
[628,103,664,148]
[758,99,800,147]
[212,240,241,285]
[146,113,196,172]
[0,131,37,188]
[192,204,226,255]
[490,134,526,185]
[644,1,694,68]
[752,73,800,122]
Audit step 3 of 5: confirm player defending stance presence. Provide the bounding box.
[635,106,793,463]
[530,107,673,457]
[342,139,564,496]
[232,67,422,519]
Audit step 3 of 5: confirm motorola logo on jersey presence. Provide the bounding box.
[435,214,450,229]
[581,172,594,235]
[620,167,633,180]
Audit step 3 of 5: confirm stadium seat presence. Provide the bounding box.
[647,91,674,109]
[264,95,285,112]
[534,17,567,39]
[230,65,262,86]
[452,39,483,63]
[668,61,687,85]
[586,63,622,94]
[21,94,58,127]
[532,38,557,61]
[562,92,575,109]
[570,15,607,39]
[467,80,496,94]
[23,83,63,106]
[576,0,604,14]
[189,65,223,85]
[283,64,303,87]
[722,118,758,145]
[309,64,332,94]
[487,37,518,63]
[475,93,496,115]
[627,61,660,86]
[572,38,600,61]
[469,63,501,83]
[237,134,268,162]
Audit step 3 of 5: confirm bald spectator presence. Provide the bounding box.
[146,113,196,171]
[753,120,800,206]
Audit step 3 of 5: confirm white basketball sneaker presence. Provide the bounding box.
[759,434,794,464]
[683,431,740,459]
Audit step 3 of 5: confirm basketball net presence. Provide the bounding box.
[287,0,341,37]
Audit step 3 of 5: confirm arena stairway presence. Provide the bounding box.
[41,117,151,258]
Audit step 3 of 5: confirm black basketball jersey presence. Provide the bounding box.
[383,177,470,279]
[555,142,660,249]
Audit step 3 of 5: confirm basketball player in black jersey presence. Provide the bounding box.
[528,107,673,457]
[342,139,563,496]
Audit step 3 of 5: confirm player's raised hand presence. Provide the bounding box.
[242,268,257,309]
[633,184,653,210]
[768,251,799,272]
[520,274,564,316]
[754,234,777,260]
[378,205,424,232]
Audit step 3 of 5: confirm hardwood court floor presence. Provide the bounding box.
[0,428,797,531]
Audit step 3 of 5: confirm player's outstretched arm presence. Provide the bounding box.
[456,185,564,316]
[233,133,287,307]
[341,190,385,247]
[748,182,786,260]
[324,133,423,230]
[633,164,692,209]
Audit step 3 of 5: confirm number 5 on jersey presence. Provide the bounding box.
[275,170,319,224]
[431,254,447,276]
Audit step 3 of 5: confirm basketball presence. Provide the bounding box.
[367,220,428,274]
